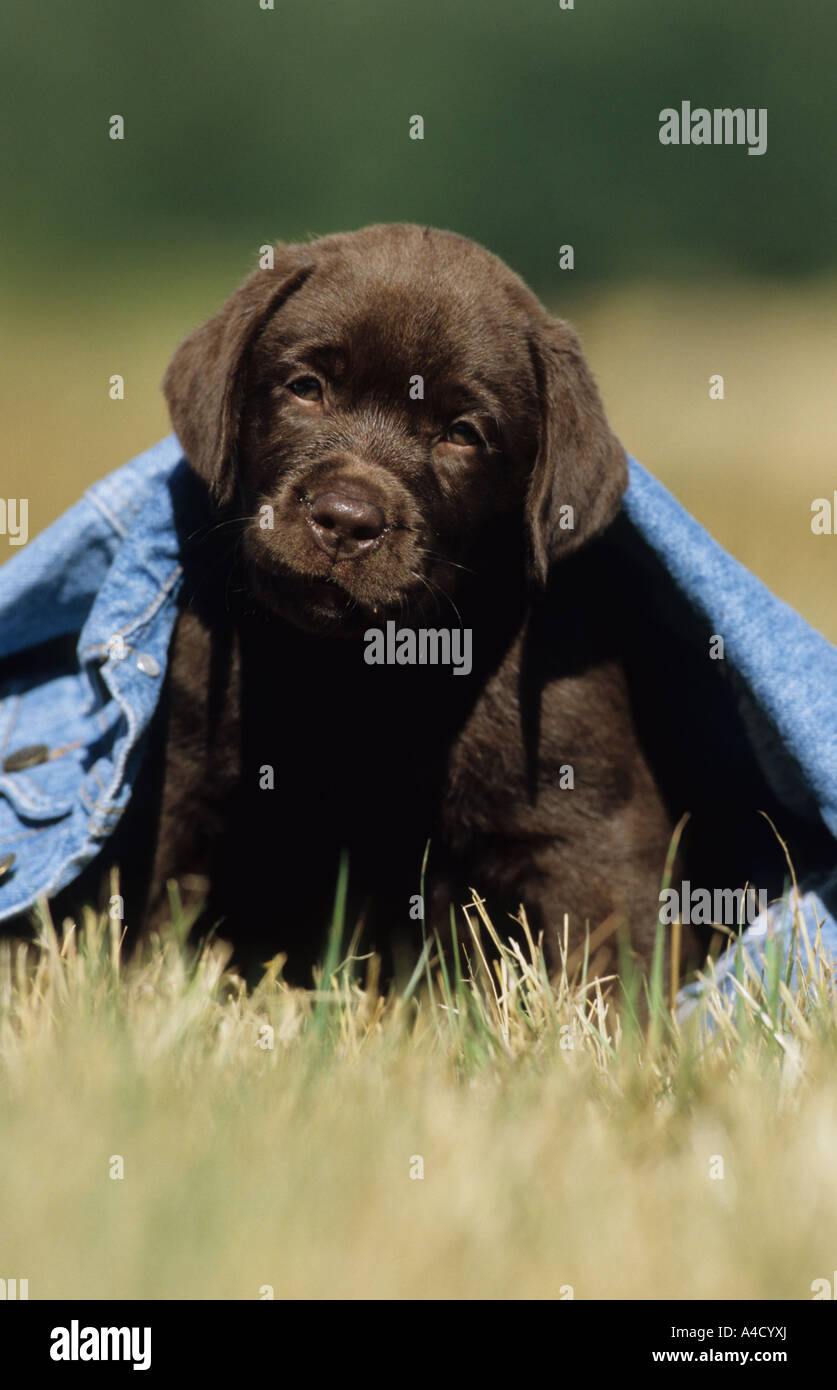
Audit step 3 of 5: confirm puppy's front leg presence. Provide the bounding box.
[141,609,242,931]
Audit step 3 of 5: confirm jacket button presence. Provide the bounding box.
[0,852,15,879]
[107,634,128,663]
[3,744,49,772]
[136,653,160,677]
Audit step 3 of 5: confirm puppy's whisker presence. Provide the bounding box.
[417,548,478,577]
[411,570,464,626]
[409,571,439,615]
[427,579,464,628]
[193,516,251,543]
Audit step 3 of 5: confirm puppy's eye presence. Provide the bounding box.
[445,420,483,448]
[288,375,323,401]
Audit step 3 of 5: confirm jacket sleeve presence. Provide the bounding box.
[0,492,121,662]
[0,434,186,663]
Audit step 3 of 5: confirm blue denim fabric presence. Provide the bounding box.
[1,436,835,1006]
[0,435,185,916]
[619,466,837,1007]
[675,880,837,1023]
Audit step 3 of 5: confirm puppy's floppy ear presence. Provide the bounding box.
[162,252,314,506]
[525,316,628,583]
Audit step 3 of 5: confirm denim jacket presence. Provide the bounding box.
[2,435,836,998]
[0,436,185,916]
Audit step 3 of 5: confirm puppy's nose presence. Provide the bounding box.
[308,490,386,558]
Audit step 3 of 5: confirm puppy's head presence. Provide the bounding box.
[163,224,627,633]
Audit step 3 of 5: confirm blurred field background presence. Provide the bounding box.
[1,0,836,1303]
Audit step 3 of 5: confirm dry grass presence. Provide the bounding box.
[2,270,836,1299]
[1,877,836,1300]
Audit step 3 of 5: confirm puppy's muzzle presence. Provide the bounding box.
[307,488,386,560]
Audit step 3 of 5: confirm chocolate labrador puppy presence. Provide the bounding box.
[76,224,809,982]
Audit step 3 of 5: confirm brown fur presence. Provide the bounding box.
[63,224,819,983]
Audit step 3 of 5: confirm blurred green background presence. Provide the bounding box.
[2,0,835,638]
